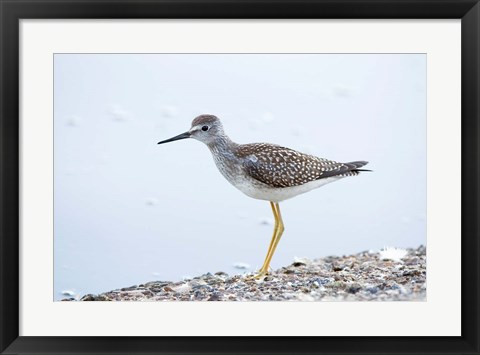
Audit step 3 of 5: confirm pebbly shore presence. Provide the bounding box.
[70,245,426,302]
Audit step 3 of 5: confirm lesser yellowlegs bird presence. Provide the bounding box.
[158,114,369,278]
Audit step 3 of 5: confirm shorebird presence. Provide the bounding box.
[158,114,369,279]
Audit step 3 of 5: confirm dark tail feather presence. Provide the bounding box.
[347,161,372,173]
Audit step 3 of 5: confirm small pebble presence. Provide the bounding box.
[61,290,76,297]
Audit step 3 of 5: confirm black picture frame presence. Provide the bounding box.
[1,0,479,354]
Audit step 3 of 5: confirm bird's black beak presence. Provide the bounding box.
[157,131,191,145]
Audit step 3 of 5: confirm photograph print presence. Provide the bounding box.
[54,53,426,301]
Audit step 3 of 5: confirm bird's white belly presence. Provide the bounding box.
[233,176,343,202]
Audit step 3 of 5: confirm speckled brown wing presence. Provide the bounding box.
[237,143,367,188]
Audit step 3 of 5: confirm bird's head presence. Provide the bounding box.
[157,114,224,146]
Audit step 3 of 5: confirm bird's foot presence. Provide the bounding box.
[244,269,269,281]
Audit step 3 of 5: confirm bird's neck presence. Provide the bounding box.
[207,134,237,154]
[207,134,241,183]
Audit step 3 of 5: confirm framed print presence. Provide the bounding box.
[1,0,479,354]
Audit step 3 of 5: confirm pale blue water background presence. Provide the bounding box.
[54,54,426,300]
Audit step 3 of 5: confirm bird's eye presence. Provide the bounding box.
[202,126,209,131]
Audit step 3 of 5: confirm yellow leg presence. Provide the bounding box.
[255,202,285,279]
[258,202,279,272]
[269,203,285,263]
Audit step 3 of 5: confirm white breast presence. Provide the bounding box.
[233,176,343,202]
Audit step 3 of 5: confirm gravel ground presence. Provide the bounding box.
[71,245,426,302]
